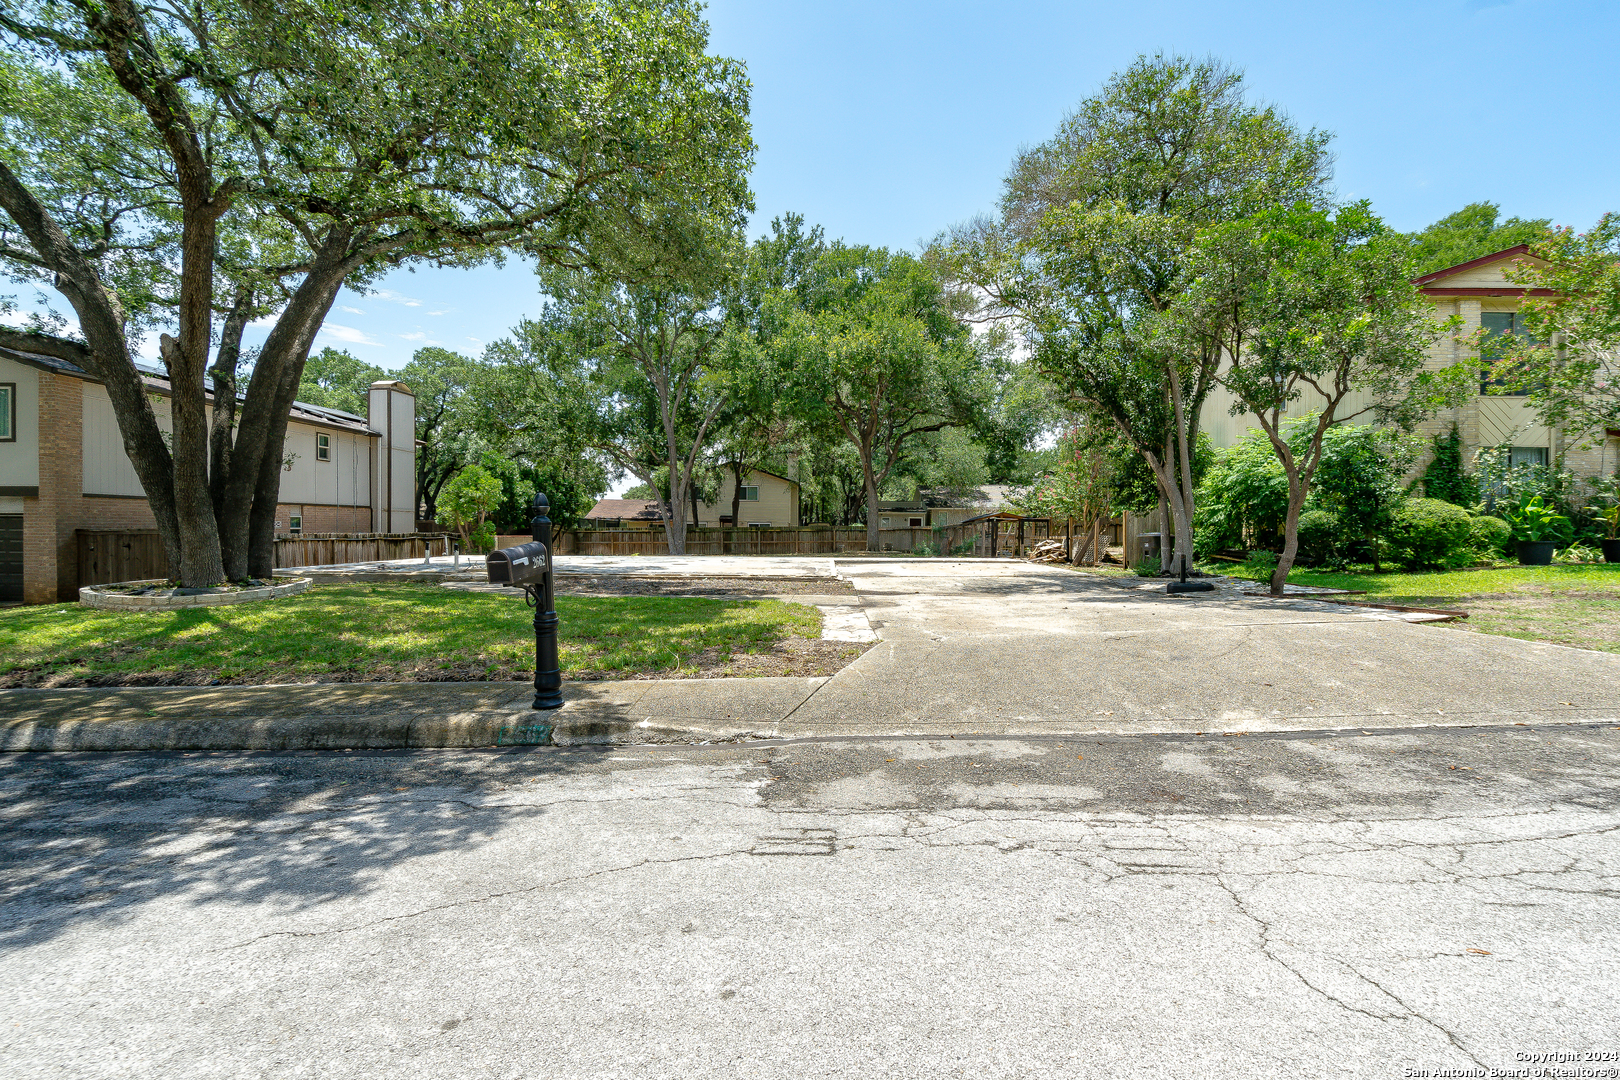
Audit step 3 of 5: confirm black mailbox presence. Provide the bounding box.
[487,541,549,587]
[487,493,564,712]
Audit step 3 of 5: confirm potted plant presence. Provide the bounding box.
[1584,479,1620,563]
[1586,501,1620,563]
[1504,495,1573,566]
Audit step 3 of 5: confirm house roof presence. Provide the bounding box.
[1410,244,1533,286]
[1411,244,1556,299]
[586,498,663,521]
[720,463,799,489]
[918,484,1022,509]
[0,344,377,437]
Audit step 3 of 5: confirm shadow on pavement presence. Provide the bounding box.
[0,747,602,954]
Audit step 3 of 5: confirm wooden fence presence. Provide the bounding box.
[520,518,1128,560]
[74,530,458,588]
[76,530,172,589]
[273,533,454,568]
[552,526,870,556]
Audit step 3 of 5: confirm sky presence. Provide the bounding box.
[286,0,1618,377]
[11,0,1618,464]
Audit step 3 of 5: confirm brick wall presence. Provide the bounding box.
[277,503,372,534]
[18,374,381,604]
[24,373,84,603]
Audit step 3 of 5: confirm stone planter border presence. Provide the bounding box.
[79,577,313,611]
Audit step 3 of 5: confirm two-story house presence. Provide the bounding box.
[1200,245,1619,479]
[0,346,416,604]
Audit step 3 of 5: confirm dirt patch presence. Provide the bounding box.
[553,575,854,598]
[1416,590,1620,654]
[1,639,874,689]
[572,637,872,681]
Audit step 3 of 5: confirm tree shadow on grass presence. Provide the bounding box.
[0,747,609,955]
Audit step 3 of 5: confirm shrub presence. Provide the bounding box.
[467,522,497,554]
[1388,498,1474,570]
[1294,510,1342,567]
[1243,549,1279,578]
[1420,423,1478,505]
[1467,515,1512,561]
[1135,555,1161,577]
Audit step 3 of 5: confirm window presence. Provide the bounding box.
[316,432,331,461]
[0,383,13,441]
[909,517,923,527]
[1508,446,1548,469]
[740,485,759,501]
[289,515,303,535]
[1480,311,1533,395]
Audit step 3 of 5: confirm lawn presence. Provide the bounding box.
[0,583,827,688]
[1231,562,1620,654]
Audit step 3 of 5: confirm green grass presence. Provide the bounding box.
[1239,562,1620,600]
[0,584,823,688]
[1221,561,1620,653]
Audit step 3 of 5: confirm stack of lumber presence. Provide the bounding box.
[1028,539,1068,563]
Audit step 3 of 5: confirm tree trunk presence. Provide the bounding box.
[690,480,701,530]
[1157,494,1169,573]
[863,462,882,553]
[730,460,744,527]
[221,238,353,578]
[209,297,251,530]
[1271,476,1305,597]
[0,163,190,577]
[663,495,687,555]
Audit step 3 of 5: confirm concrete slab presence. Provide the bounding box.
[792,560,1620,735]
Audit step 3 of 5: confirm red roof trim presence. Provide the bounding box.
[1411,244,1532,286]
[1420,287,1557,297]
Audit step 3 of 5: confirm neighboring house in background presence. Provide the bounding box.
[0,347,416,604]
[583,498,664,528]
[696,466,800,527]
[879,485,1022,529]
[1198,245,1620,479]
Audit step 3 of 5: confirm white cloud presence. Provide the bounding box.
[427,309,450,316]
[319,323,382,346]
[397,331,442,345]
[340,305,365,315]
[466,337,483,347]
[372,289,423,308]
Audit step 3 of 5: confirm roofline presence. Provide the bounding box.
[1411,244,1533,286]
[0,346,378,437]
[1419,287,1557,298]
[719,463,800,489]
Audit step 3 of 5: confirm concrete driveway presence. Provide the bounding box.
[795,559,1620,734]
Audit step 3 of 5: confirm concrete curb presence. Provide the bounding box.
[0,679,828,753]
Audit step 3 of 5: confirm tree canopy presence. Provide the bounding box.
[0,0,752,582]
[1402,202,1552,275]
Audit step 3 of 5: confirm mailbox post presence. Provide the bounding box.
[485,493,564,710]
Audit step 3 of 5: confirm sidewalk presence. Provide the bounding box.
[11,557,1619,751]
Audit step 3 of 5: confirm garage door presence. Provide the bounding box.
[0,515,20,602]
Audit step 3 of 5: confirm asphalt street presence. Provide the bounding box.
[3,724,1618,1079]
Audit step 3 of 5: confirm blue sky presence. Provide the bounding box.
[15,1,1618,378]
[302,0,1617,374]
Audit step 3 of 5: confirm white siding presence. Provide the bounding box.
[367,383,415,532]
[0,357,40,489]
[697,469,799,526]
[82,381,166,496]
[83,381,373,508]
[1423,259,1530,290]
[1200,367,1382,449]
[279,425,371,508]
